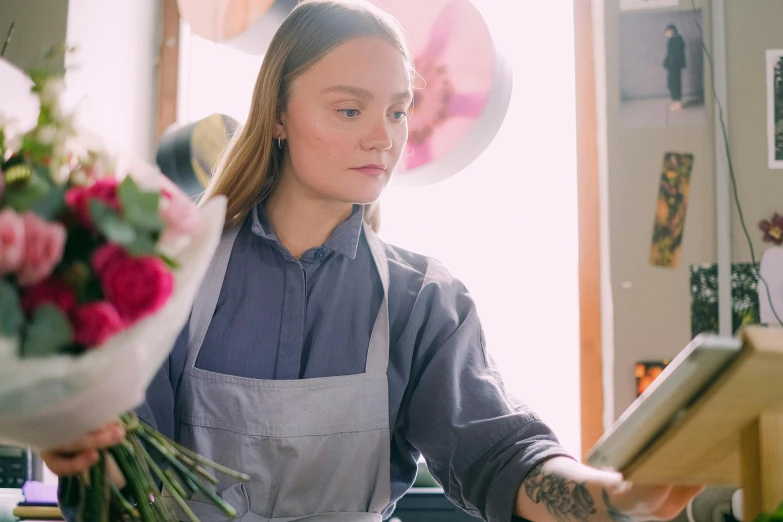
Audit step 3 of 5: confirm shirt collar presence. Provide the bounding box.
[251,203,364,260]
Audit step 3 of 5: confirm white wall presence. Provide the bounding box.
[64,0,160,161]
[381,1,581,458]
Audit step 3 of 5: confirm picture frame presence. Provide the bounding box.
[620,0,679,11]
[767,49,783,169]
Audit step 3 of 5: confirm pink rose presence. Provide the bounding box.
[71,301,126,347]
[17,213,66,286]
[21,278,77,315]
[92,244,173,323]
[0,209,25,275]
[65,178,121,227]
[160,189,202,240]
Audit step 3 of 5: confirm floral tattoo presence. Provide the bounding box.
[523,462,633,522]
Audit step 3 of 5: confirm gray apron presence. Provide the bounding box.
[170,221,392,521]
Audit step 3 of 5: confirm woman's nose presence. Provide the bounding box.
[362,118,393,151]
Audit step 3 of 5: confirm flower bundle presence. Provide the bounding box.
[0,57,245,521]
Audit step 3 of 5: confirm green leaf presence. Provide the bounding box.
[3,172,52,213]
[21,304,73,357]
[88,199,136,245]
[30,185,66,221]
[28,69,49,92]
[21,133,53,163]
[0,280,24,337]
[118,176,163,232]
[124,231,157,257]
[159,253,180,270]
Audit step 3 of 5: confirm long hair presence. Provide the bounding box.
[202,0,414,231]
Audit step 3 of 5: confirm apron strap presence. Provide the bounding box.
[186,224,242,367]
[362,223,390,375]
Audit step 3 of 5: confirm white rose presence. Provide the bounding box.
[40,78,66,106]
[37,125,58,145]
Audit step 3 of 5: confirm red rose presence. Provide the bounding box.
[65,178,121,227]
[92,244,173,323]
[92,243,125,276]
[72,301,126,347]
[21,278,77,316]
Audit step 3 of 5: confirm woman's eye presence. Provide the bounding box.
[392,111,407,121]
[339,109,360,118]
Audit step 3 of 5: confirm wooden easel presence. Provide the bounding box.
[620,326,783,520]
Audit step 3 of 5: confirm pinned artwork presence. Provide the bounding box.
[636,360,670,397]
[690,262,760,338]
[759,213,783,245]
[156,114,240,197]
[619,10,705,128]
[650,153,693,269]
[369,0,512,185]
[767,50,783,169]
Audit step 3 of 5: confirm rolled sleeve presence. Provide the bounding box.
[403,262,574,521]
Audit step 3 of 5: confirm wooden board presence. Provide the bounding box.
[623,326,783,485]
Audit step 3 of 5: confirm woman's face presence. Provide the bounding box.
[277,36,413,206]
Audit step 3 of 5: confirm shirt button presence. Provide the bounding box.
[314,249,326,261]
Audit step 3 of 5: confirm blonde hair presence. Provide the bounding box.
[203,0,414,231]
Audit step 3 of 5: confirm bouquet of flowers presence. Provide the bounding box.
[0,56,246,520]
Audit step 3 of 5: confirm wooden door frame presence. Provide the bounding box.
[156,0,180,141]
[574,0,605,460]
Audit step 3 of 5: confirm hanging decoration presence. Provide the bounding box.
[369,0,512,185]
[177,0,298,55]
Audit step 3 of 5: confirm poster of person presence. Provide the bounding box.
[690,262,761,338]
[650,153,693,269]
[619,9,705,128]
[767,49,783,169]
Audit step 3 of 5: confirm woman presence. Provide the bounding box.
[44,2,701,520]
[664,24,686,112]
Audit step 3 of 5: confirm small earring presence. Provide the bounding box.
[277,137,283,150]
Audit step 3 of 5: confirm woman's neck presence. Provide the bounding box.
[264,173,354,259]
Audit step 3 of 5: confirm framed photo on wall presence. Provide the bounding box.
[620,0,679,10]
[768,49,783,169]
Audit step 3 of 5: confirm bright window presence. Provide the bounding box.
[178,1,581,457]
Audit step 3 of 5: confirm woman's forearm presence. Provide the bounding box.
[514,457,637,522]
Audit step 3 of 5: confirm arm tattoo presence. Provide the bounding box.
[602,489,633,522]
[523,461,597,521]
[522,462,635,522]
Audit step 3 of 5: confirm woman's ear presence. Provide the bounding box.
[275,111,287,141]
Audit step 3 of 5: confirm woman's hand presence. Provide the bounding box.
[613,482,704,521]
[39,421,125,477]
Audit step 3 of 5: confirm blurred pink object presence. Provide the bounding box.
[0,209,25,275]
[370,0,511,185]
[160,189,204,246]
[22,481,59,503]
[17,213,66,287]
